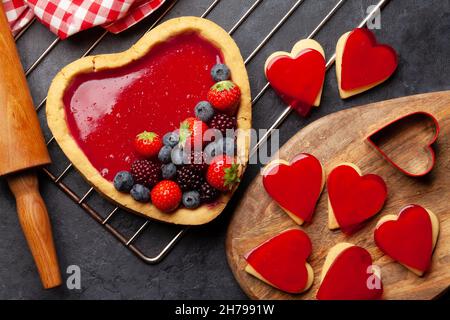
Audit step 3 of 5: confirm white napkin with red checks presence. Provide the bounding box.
[3,0,165,39]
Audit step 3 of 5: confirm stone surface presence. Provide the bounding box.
[0,0,449,299]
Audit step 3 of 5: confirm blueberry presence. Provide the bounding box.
[204,141,221,163]
[130,184,150,203]
[220,137,236,156]
[158,145,172,163]
[211,63,230,82]
[194,101,214,122]
[182,191,201,209]
[204,138,236,163]
[163,131,179,147]
[171,146,186,165]
[161,163,177,179]
[113,171,134,192]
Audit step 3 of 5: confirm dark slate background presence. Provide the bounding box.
[0,0,449,299]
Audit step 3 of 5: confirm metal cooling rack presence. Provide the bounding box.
[17,0,390,264]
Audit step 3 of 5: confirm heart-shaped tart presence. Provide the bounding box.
[336,28,398,99]
[262,153,325,225]
[316,243,383,300]
[46,17,251,225]
[374,204,440,276]
[367,112,439,177]
[265,39,326,116]
[244,229,314,294]
[327,163,387,234]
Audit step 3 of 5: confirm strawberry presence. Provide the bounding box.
[179,117,209,149]
[134,131,163,158]
[206,155,240,192]
[151,180,182,212]
[207,80,241,115]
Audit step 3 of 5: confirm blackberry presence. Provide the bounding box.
[209,113,237,138]
[176,166,203,191]
[130,159,161,189]
[199,181,220,203]
[188,150,208,172]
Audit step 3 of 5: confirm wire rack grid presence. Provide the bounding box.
[16,0,390,264]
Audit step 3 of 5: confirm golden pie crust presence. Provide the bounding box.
[46,17,252,225]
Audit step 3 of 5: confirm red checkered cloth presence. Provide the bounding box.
[2,0,165,39]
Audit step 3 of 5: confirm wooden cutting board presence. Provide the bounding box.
[226,90,450,300]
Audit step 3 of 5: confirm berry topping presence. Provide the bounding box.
[179,117,209,149]
[130,184,150,203]
[161,163,177,179]
[130,159,161,189]
[211,63,231,82]
[163,131,180,147]
[199,181,220,203]
[151,180,182,212]
[209,113,237,137]
[207,80,241,115]
[171,146,186,165]
[134,131,163,158]
[194,101,215,123]
[113,171,134,192]
[158,145,172,163]
[206,155,240,192]
[176,166,204,191]
[182,191,201,209]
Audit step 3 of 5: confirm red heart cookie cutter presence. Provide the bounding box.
[366,111,440,177]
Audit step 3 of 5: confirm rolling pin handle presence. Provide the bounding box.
[7,171,62,289]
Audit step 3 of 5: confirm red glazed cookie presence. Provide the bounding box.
[327,163,387,234]
[374,204,440,276]
[245,229,314,294]
[336,28,398,99]
[317,243,383,300]
[265,39,326,116]
[262,153,325,225]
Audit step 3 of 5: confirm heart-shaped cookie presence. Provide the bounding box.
[367,112,439,177]
[245,229,314,294]
[327,163,387,234]
[262,153,324,225]
[374,204,440,276]
[336,28,398,99]
[46,17,251,225]
[265,39,326,116]
[316,243,383,300]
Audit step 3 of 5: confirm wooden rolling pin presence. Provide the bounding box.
[0,5,61,288]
